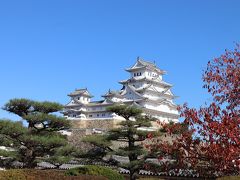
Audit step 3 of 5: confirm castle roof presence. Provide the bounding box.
[68,88,93,98]
[125,58,166,74]
[138,59,156,67]
[119,77,172,87]
[102,89,123,98]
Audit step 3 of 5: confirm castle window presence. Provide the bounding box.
[97,114,99,117]
[89,114,92,117]
[78,97,80,100]
[140,72,142,76]
[134,73,136,77]
[102,113,105,117]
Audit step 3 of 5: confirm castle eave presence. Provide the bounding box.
[125,66,146,72]
[68,94,93,98]
[142,108,179,119]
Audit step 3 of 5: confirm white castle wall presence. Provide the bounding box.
[64,59,179,129]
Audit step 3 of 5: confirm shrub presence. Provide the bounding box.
[66,165,124,180]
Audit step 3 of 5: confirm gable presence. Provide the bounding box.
[122,85,144,100]
[131,60,145,69]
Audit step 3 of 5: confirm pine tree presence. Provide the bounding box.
[84,105,154,180]
[0,98,72,168]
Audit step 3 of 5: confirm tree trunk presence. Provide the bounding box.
[21,147,37,168]
[24,159,37,168]
[128,131,138,180]
[129,170,136,180]
[28,121,35,129]
[130,168,139,180]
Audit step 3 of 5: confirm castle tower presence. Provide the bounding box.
[65,88,93,119]
[119,58,179,123]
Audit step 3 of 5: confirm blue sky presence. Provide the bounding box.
[0,0,239,121]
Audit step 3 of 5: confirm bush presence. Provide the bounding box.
[66,165,124,180]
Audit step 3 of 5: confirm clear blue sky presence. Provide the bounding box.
[0,0,239,121]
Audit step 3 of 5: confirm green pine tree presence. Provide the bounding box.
[83,105,155,180]
[0,98,73,168]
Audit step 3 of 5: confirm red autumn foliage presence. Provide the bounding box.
[146,45,240,176]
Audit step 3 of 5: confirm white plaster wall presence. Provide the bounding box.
[88,106,106,111]
[73,96,90,104]
[111,97,124,102]
[143,102,178,115]
[131,71,144,78]
[142,93,162,101]
[147,85,165,92]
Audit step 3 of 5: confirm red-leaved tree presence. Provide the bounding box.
[146,45,240,176]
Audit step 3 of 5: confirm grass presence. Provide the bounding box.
[0,169,107,180]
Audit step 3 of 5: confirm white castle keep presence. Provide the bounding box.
[64,58,179,131]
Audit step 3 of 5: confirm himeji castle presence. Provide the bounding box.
[64,58,179,132]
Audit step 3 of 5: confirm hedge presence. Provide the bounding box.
[66,165,124,180]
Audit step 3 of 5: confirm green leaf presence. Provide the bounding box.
[0,149,17,158]
[33,101,63,114]
[3,98,34,117]
[23,113,70,131]
[83,134,112,148]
